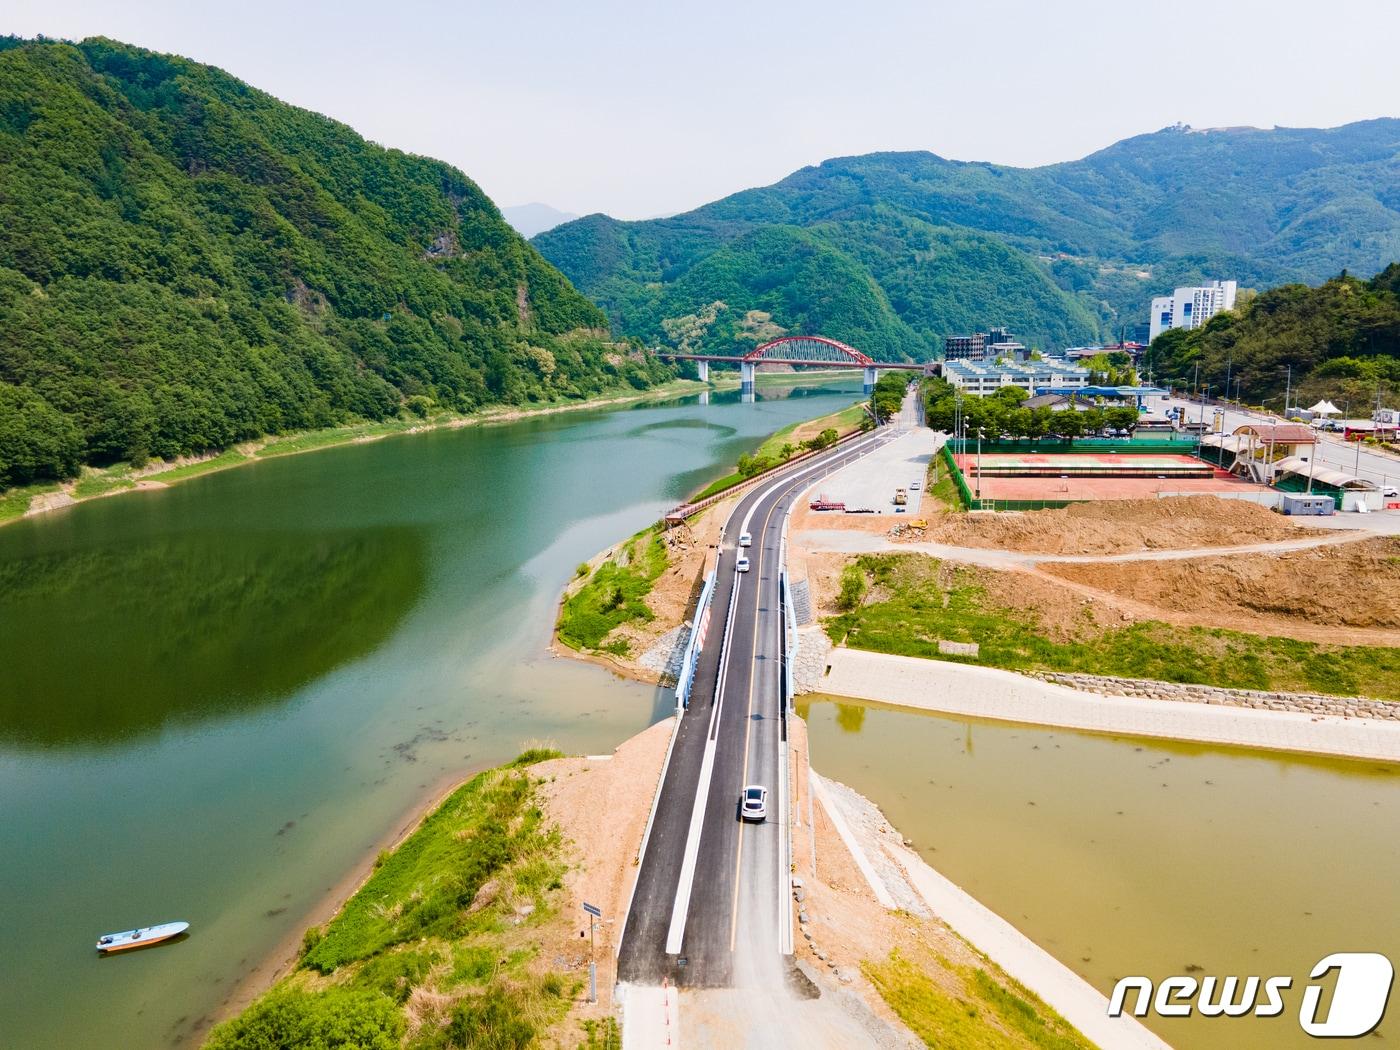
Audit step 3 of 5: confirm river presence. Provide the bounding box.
[4,379,1397,1050]
[801,696,1400,1050]
[0,380,863,1050]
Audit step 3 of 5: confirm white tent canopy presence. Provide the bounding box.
[1308,399,1341,416]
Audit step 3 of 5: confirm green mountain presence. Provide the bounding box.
[1148,265,1400,408]
[534,120,1400,359]
[0,37,672,488]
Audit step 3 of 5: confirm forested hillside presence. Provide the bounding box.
[1149,265,1400,407]
[535,120,1400,360]
[0,37,672,488]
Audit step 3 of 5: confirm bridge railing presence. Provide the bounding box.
[673,570,716,710]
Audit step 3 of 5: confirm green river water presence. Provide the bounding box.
[802,697,1400,1050]
[1,380,1396,1049]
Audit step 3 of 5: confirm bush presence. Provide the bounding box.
[204,988,403,1050]
[836,564,867,611]
[446,988,535,1050]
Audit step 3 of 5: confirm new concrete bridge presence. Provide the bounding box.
[659,336,935,395]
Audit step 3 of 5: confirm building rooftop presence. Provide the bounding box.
[1232,423,1316,445]
[943,359,1087,379]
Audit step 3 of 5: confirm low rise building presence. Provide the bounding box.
[944,358,1090,395]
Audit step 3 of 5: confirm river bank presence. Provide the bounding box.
[0,377,722,528]
[204,723,673,1048]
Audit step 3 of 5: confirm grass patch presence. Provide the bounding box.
[0,481,59,523]
[828,554,1400,700]
[925,449,965,513]
[256,419,416,458]
[143,448,251,483]
[557,528,668,650]
[206,751,573,1050]
[865,950,1094,1050]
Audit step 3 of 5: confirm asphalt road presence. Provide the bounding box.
[617,413,906,988]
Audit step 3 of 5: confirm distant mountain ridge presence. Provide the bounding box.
[533,119,1400,359]
[0,37,671,488]
[502,202,578,238]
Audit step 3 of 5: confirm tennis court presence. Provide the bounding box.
[952,451,1271,501]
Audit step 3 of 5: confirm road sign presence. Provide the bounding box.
[583,901,601,918]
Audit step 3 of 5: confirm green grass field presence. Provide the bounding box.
[828,554,1400,700]
[205,750,579,1050]
[556,528,669,653]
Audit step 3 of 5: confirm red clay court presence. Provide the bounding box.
[952,451,1272,501]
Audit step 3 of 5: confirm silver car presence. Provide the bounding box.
[740,784,768,822]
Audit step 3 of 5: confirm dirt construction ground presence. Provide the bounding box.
[791,497,1400,648]
[795,493,1308,555]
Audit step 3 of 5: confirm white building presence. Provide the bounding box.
[943,359,1089,395]
[1148,280,1237,342]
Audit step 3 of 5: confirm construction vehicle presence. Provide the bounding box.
[894,488,908,506]
[809,495,846,511]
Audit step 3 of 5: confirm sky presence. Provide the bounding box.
[9,0,1400,220]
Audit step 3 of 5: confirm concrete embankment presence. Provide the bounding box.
[805,766,1172,1050]
[815,646,1400,763]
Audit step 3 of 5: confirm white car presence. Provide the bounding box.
[738,531,752,547]
[740,785,768,822]
[736,556,751,573]
[1384,485,1399,498]
[909,481,921,490]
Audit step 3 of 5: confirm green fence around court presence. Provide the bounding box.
[947,437,1201,457]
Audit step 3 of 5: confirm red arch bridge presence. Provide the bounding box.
[657,336,934,395]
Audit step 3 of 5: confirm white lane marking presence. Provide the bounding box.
[661,426,893,957]
[665,567,742,954]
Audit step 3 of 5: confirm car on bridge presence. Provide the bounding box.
[739,785,768,822]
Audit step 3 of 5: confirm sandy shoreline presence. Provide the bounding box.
[201,763,487,1045]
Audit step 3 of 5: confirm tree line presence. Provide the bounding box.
[0,37,672,489]
[922,376,1141,441]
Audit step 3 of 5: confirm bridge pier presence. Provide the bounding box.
[863,365,877,395]
[740,360,755,398]
[696,359,709,383]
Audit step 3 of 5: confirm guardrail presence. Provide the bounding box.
[662,426,874,523]
[673,569,716,710]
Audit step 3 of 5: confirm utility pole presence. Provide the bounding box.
[975,426,983,503]
[1284,364,1292,420]
[583,902,601,1004]
[1225,354,1233,406]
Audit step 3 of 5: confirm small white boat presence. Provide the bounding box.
[95,921,189,953]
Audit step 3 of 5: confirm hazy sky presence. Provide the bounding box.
[9,0,1400,220]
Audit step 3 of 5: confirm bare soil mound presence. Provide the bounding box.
[1042,536,1400,633]
[918,495,1305,555]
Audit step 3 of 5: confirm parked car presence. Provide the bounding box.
[739,785,768,822]
[736,556,750,573]
[1384,485,1399,498]
[909,481,921,490]
[738,531,752,547]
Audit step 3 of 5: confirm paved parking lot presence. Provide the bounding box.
[805,428,939,514]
